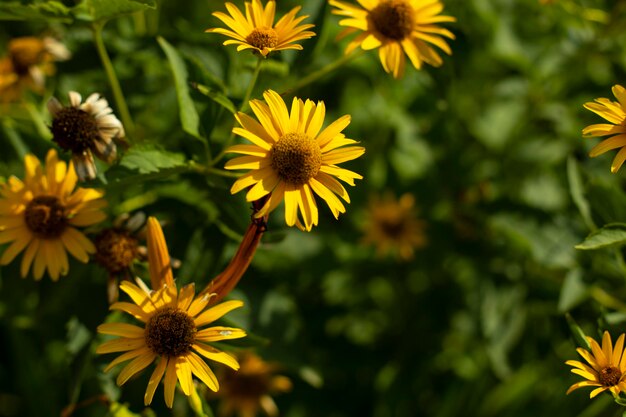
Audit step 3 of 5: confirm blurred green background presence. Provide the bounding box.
[2,0,626,416]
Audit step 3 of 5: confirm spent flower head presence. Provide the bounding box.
[48,91,125,181]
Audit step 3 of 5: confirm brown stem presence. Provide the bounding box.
[201,198,268,302]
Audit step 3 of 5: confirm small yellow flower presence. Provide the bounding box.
[362,192,427,260]
[224,90,365,231]
[0,36,70,102]
[214,352,292,417]
[0,149,107,280]
[566,331,626,398]
[206,0,316,57]
[97,217,247,408]
[48,91,125,181]
[329,0,455,78]
[582,85,626,173]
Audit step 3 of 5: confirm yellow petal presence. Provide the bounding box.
[144,357,168,406]
[147,217,174,290]
[194,300,244,327]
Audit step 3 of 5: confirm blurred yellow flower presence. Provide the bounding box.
[582,85,626,173]
[363,192,426,260]
[97,217,247,408]
[566,331,626,398]
[224,90,365,231]
[0,149,106,281]
[48,91,125,181]
[329,0,455,78]
[206,0,315,57]
[214,352,292,417]
[0,36,70,102]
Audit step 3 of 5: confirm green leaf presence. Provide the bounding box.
[158,37,205,141]
[575,223,626,250]
[118,144,185,174]
[109,402,142,417]
[192,82,237,115]
[558,269,588,313]
[565,313,591,351]
[72,0,155,23]
[0,1,71,21]
[567,157,596,231]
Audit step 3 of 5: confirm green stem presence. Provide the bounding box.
[192,163,241,178]
[92,22,135,138]
[285,50,363,94]
[22,101,51,140]
[210,57,263,166]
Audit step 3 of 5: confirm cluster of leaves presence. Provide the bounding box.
[2,0,626,416]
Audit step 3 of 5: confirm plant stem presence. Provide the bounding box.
[210,57,263,166]
[285,50,363,94]
[92,22,135,138]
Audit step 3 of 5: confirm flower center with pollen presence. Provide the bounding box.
[145,308,197,357]
[51,107,100,154]
[94,228,139,273]
[369,0,415,41]
[599,366,622,386]
[246,28,279,50]
[270,132,322,185]
[24,195,66,238]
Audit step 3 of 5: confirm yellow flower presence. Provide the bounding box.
[582,85,626,173]
[214,352,292,417]
[0,149,106,280]
[362,192,427,260]
[206,0,316,57]
[329,0,455,78]
[0,36,70,102]
[97,217,247,408]
[224,90,365,231]
[566,331,626,398]
[48,91,125,182]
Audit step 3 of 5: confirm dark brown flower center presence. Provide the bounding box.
[145,308,196,357]
[94,228,139,273]
[9,38,45,75]
[599,366,622,387]
[24,195,66,238]
[270,132,322,185]
[51,107,100,154]
[369,0,415,41]
[246,28,279,50]
[222,371,271,398]
[379,217,407,238]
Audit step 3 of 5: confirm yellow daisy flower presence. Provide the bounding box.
[206,0,316,57]
[0,149,107,281]
[97,217,247,408]
[362,192,427,260]
[566,331,626,398]
[224,90,365,231]
[0,36,70,102]
[582,85,626,173]
[214,352,292,417]
[329,0,456,78]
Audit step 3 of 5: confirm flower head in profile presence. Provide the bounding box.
[206,0,315,57]
[566,331,626,398]
[213,352,292,417]
[582,85,626,173]
[362,192,427,260]
[0,149,107,281]
[0,36,70,102]
[329,0,455,78]
[48,91,125,181]
[97,217,246,408]
[224,90,365,231]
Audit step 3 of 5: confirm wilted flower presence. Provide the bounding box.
[48,91,124,181]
